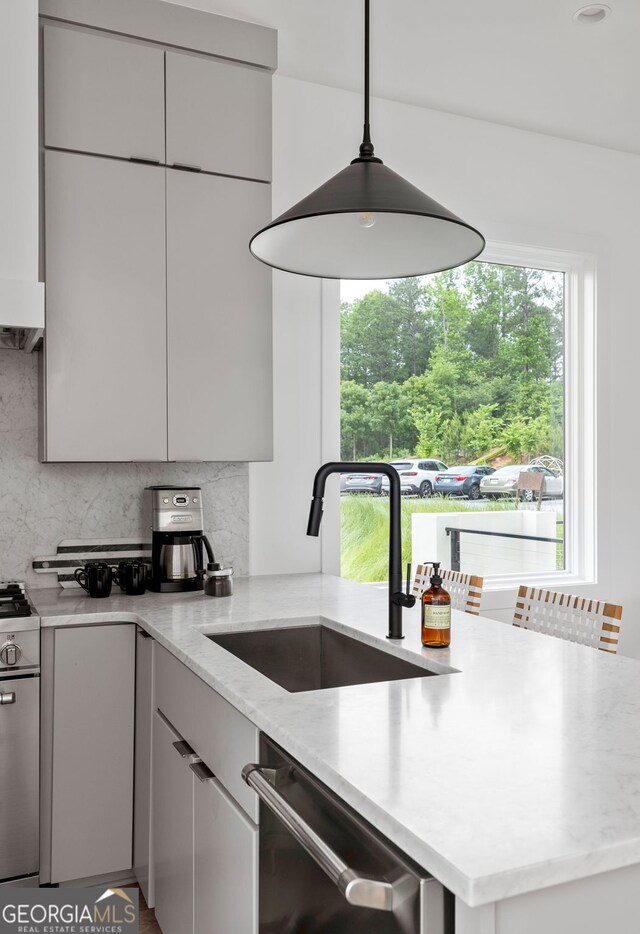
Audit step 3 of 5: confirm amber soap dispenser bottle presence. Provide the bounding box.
[421,562,451,648]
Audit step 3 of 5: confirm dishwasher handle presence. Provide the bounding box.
[242,763,401,912]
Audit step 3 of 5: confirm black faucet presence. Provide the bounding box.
[306,462,415,639]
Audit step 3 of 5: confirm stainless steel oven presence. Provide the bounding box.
[243,735,449,934]
[0,583,40,884]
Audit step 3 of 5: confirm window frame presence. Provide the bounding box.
[329,239,597,591]
[477,241,596,590]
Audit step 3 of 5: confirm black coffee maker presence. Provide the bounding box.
[145,486,215,593]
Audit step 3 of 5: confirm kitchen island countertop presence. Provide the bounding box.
[31,573,640,907]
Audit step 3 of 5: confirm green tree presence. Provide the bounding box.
[340,261,565,465]
[387,278,435,376]
[460,405,501,460]
[368,381,415,459]
[440,413,466,463]
[412,408,443,458]
[340,381,371,460]
[503,414,551,461]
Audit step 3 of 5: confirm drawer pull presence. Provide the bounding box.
[190,761,214,783]
[172,739,195,758]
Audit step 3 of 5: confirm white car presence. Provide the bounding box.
[480,464,564,500]
[380,458,449,497]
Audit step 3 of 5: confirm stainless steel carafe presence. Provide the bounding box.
[159,536,198,581]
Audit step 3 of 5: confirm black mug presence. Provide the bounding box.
[114,560,147,596]
[74,562,113,598]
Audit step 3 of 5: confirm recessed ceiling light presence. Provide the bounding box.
[573,4,611,24]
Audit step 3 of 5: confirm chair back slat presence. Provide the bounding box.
[513,584,622,653]
[413,565,484,616]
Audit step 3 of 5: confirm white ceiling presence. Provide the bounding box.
[170,0,640,156]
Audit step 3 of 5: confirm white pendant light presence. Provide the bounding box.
[250,0,485,280]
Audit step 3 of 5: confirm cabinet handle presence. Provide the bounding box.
[171,162,202,172]
[242,764,407,912]
[0,692,16,705]
[172,739,195,758]
[190,761,214,783]
[129,156,161,166]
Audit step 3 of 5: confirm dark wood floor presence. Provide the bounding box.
[132,884,162,934]
[140,904,162,934]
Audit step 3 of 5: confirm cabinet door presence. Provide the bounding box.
[166,50,271,181]
[134,629,155,906]
[194,771,258,934]
[43,24,165,162]
[166,169,272,461]
[50,625,135,883]
[44,150,167,462]
[153,712,194,934]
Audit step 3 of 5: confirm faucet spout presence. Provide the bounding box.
[307,496,324,536]
[306,461,415,639]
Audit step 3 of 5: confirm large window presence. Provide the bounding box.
[339,257,570,584]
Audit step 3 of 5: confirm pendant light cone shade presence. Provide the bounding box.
[250,159,486,279]
[249,0,485,279]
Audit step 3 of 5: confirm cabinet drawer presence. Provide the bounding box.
[194,771,257,934]
[43,24,165,162]
[155,644,258,821]
[153,711,194,934]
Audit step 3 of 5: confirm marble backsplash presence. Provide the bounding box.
[0,349,249,588]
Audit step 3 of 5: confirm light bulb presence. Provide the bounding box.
[358,211,376,229]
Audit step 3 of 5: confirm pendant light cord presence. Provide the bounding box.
[356,0,380,162]
[364,0,370,136]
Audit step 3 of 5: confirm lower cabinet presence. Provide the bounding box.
[193,764,258,934]
[133,628,155,906]
[153,711,195,934]
[153,708,259,934]
[152,646,259,934]
[41,624,136,884]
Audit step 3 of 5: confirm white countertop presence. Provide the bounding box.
[31,573,640,907]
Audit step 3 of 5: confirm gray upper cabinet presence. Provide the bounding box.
[43,150,167,462]
[165,51,271,181]
[166,169,273,462]
[40,7,274,463]
[43,24,165,162]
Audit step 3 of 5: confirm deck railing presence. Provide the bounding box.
[444,525,564,572]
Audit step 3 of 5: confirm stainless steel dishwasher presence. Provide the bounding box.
[243,735,449,934]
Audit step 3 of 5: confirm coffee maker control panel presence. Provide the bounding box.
[145,486,204,534]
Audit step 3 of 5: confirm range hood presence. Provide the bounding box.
[0,0,45,352]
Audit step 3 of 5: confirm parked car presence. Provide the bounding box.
[480,464,564,500]
[380,458,449,497]
[340,472,384,494]
[434,465,495,500]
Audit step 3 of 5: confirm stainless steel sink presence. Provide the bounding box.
[206,624,437,692]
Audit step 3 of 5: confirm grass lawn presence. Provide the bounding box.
[340,495,565,582]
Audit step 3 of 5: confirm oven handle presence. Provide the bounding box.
[242,763,398,912]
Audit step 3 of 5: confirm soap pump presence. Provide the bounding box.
[421,562,451,648]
